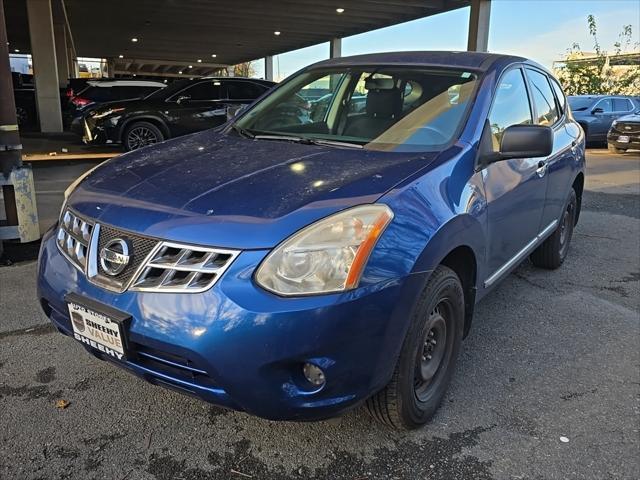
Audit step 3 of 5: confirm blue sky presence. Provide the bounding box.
[253,0,640,80]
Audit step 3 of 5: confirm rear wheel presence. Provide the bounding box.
[366,265,464,430]
[608,143,627,154]
[124,121,165,151]
[530,188,577,269]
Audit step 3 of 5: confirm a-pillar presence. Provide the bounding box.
[467,0,492,52]
[26,0,63,132]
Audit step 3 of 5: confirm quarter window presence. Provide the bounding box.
[526,69,559,125]
[488,68,532,148]
[550,79,566,116]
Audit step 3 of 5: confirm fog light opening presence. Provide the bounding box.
[302,363,326,387]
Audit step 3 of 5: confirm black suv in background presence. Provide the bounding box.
[78,77,275,150]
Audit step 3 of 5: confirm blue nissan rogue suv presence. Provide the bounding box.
[37,52,585,430]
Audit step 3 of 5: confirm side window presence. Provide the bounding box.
[550,78,566,116]
[488,68,532,149]
[179,81,221,101]
[526,69,559,125]
[612,98,632,112]
[226,81,265,100]
[594,98,613,113]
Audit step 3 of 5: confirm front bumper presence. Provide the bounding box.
[607,131,640,150]
[37,227,423,421]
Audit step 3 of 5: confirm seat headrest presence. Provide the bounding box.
[366,88,402,119]
[364,77,396,90]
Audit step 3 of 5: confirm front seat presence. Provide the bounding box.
[344,77,403,139]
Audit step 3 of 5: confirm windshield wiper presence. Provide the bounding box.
[231,124,255,139]
[253,134,363,149]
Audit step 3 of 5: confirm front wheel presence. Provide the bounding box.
[530,188,577,269]
[366,265,464,430]
[123,121,165,151]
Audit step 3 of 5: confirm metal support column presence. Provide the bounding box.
[467,0,491,52]
[264,56,274,81]
[0,0,40,248]
[330,37,342,58]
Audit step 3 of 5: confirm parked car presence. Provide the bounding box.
[37,52,585,430]
[607,108,640,153]
[77,77,274,150]
[568,95,640,144]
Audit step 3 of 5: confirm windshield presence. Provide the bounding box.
[567,96,596,111]
[234,67,477,151]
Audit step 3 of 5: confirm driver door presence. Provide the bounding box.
[482,67,548,285]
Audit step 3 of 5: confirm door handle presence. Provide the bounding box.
[536,160,547,178]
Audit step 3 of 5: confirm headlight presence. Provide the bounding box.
[92,107,125,119]
[255,204,394,296]
[612,120,618,127]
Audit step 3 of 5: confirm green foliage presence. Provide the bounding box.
[556,15,640,95]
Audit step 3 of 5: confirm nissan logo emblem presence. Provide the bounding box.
[100,238,131,276]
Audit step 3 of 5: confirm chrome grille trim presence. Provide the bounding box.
[56,210,94,271]
[130,241,240,293]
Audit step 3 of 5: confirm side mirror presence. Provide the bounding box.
[482,125,553,165]
[176,95,191,104]
[591,107,604,114]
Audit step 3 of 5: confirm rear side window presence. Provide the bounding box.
[81,87,117,102]
[526,69,559,125]
[613,98,633,112]
[488,68,532,148]
[225,81,266,100]
[550,79,566,116]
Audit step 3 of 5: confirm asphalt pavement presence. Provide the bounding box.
[0,149,638,480]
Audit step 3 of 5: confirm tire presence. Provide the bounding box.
[366,265,464,430]
[530,188,577,269]
[123,121,165,151]
[608,143,627,154]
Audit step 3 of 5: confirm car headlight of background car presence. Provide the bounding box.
[255,204,394,296]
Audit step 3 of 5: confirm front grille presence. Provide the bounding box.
[93,224,158,290]
[614,122,640,134]
[56,210,94,270]
[130,242,239,293]
[57,208,239,294]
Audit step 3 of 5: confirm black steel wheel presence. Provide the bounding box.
[124,121,165,151]
[366,265,464,430]
[530,188,577,269]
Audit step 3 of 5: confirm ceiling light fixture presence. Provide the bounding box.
[178,70,183,74]
[197,59,202,63]
[118,54,124,58]
[336,8,345,13]
[274,31,281,36]
[14,49,19,52]
[131,37,138,42]
[188,65,193,68]
[211,54,217,58]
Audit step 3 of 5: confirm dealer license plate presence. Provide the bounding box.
[67,296,129,361]
[618,135,630,143]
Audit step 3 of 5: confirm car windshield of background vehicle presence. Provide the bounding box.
[234,67,477,152]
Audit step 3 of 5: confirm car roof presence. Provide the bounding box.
[86,80,167,88]
[308,51,530,72]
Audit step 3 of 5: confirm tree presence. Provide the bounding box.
[233,61,256,78]
[555,15,640,95]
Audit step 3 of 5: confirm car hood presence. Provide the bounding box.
[68,129,441,249]
[616,112,640,123]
